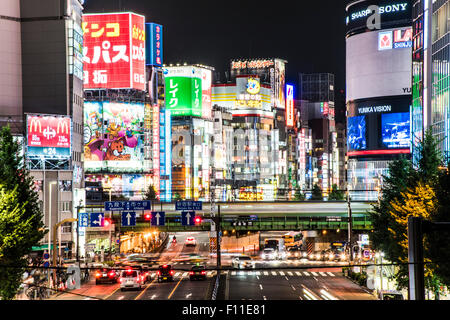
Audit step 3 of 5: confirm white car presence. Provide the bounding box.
[185,237,197,246]
[261,248,277,260]
[232,255,255,269]
[119,269,145,291]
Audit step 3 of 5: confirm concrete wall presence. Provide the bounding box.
[221,234,260,254]
[0,0,22,117]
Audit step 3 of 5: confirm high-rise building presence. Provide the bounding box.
[299,73,339,196]
[345,0,413,200]
[212,58,288,201]
[412,0,450,161]
[0,0,85,259]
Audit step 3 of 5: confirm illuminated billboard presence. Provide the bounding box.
[381,112,410,149]
[286,84,295,127]
[84,101,145,172]
[146,23,163,67]
[201,68,212,119]
[347,96,411,156]
[82,12,146,90]
[164,66,202,117]
[27,115,71,159]
[274,59,286,110]
[86,174,153,199]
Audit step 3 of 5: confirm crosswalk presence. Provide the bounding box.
[146,270,339,279]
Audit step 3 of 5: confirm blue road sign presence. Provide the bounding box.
[89,212,104,227]
[176,201,202,211]
[121,211,136,227]
[43,253,49,260]
[78,212,89,227]
[104,200,151,211]
[151,211,165,226]
[181,211,196,226]
[43,261,50,268]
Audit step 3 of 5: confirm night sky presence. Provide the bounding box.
[83,0,347,96]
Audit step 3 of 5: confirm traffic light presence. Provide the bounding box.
[194,216,202,225]
[144,213,151,221]
[104,218,111,227]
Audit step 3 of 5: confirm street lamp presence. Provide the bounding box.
[52,218,78,287]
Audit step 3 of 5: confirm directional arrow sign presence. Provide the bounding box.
[181,211,195,226]
[121,211,136,227]
[89,212,104,227]
[151,212,165,226]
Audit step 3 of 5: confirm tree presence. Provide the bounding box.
[0,126,45,299]
[369,129,445,292]
[144,185,157,200]
[293,188,305,201]
[328,184,345,201]
[310,184,323,200]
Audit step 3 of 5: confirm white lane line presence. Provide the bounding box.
[311,272,319,276]
[287,271,294,276]
[150,294,157,300]
[186,293,192,299]
[259,284,263,290]
[303,272,310,276]
[319,272,327,277]
[263,271,269,276]
[327,272,335,277]
[231,271,236,275]
[271,271,277,276]
[118,296,124,300]
[320,289,338,300]
[295,271,302,276]
[291,285,297,291]
[255,271,261,275]
[285,276,289,281]
[256,276,260,280]
[279,271,285,276]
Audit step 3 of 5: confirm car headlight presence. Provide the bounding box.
[287,252,291,257]
[303,252,308,257]
[340,254,346,260]
[295,252,299,257]
[316,254,321,259]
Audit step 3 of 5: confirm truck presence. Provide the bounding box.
[264,238,286,259]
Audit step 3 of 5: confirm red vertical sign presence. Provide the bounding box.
[286,84,295,127]
[83,12,145,91]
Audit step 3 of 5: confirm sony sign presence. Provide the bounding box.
[350,3,408,21]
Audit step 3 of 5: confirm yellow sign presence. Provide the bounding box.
[246,78,261,95]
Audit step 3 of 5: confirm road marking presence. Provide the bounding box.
[118,296,124,300]
[291,285,296,291]
[259,284,263,290]
[303,272,310,276]
[327,272,335,277]
[287,272,294,276]
[239,271,245,276]
[320,289,338,300]
[183,272,189,277]
[279,271,285,276]
[256,276,260,280]
[104,286,120,300]
[135,279,156,300]
[311,272,319,276]
[319,272,327,277]
[263,271,269,276]
[255,271,261,275]
[207,271,213,276]
[295,271,302,276]
[175,272,181,277]
[168,275,184,300]
[263,296,267,300]
[285,276,289,281]
[271,271,277,276]
[186,293,192,299]
[150,294,157,300]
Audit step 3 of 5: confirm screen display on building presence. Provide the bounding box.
[201,68,212,119]
[346,27,412,102]
[146,23,163,67]
[84,101,145,172]
[27,115,72,159]
[82,12,146,91]
[346,0,412,35]
[347,96,411,156]
[164,66,203,117]
[286,84,295,127]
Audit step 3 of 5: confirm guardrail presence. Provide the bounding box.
[120,215,372,232]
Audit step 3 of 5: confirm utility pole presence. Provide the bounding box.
[347,189,353,262]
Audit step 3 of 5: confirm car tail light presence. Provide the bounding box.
[108,271,115,277]
[170,270,175,275]
[95,272,101,278]
[119,278,122,283]
[157,271,160,276]
[136,277,140,283]
[201,271,206,275]
[189,271,194,275]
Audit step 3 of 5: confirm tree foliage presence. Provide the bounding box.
[310,184,323,200]
[0,126,45,300]
[368,129,448,292]
[328,184,345,201]
[144,185,157,201]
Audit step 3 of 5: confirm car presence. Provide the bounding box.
[140,266,151,282]
[94,268,119,284]
[189,265,207,280]
[185,237,197,246]
[326,250,348,262]
[157,264,175,282]
[286,247,302,259]
[308,251,324,261]
[232,255,255,269]
[119,269,146,291]
[261,248,277,260]
[379,290,404,300]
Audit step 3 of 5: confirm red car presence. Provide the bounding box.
[95,268,119,284]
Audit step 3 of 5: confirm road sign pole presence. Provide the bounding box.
[217,204,221,270]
